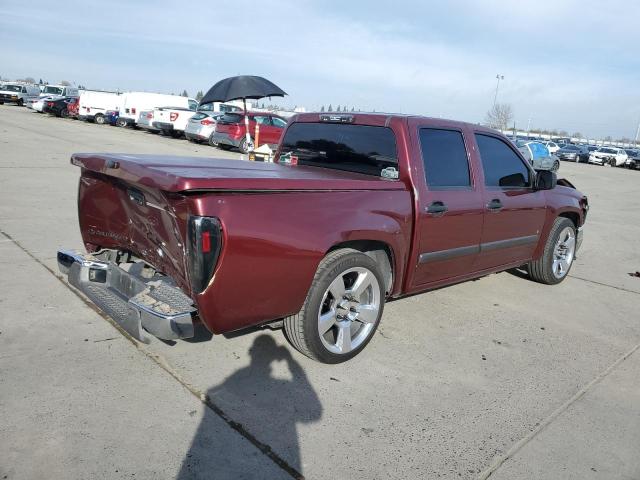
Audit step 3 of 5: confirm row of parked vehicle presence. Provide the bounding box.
[510,136,640,171]
[0,81,290,155]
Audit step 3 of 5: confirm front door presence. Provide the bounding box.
[410,125,485,288]
[472,132,547,271]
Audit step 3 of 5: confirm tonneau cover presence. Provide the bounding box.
[71,153,406,193]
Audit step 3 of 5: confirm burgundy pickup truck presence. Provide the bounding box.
[58,113,587,363]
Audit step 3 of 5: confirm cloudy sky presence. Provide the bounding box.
[1,0,638,138]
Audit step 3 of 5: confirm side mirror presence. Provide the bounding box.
[535,170,557,190]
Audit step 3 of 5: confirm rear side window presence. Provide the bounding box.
[419,128,470,188]
[271,117,287,128]
[279,123,397,177]
[475,134,531,188]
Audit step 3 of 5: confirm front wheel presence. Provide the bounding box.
[552,160,560,171]
[208,135,219,147]
[284,249,385,363]
[60,109,68,118]
[527,217,576,285]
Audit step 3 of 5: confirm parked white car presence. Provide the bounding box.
[543,141,560,154]
[0,83,41,106]
[117,92,197,127]
[185,112,225,145]
[589,147,628,166]
[78,91,122,124]
[137,110,158,132]
[29,96,57,113]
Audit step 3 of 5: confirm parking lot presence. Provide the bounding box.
[1,105,639,480]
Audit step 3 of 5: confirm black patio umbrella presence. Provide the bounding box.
[201,76,287,152]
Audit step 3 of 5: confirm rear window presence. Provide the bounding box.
[278,123,398,177]
[191,113,208,121]
[219,113,243,124]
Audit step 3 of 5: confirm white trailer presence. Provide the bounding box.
[78,91,122,124]
[117,92,197,127]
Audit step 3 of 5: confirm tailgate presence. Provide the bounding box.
[77,169,191,293]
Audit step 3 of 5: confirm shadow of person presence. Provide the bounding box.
[177,334,322,480]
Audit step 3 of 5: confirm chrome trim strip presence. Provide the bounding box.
[480,234,539,252]
[419,245,480,264]
[418,235,539,264]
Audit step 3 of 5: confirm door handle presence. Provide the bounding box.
[486,198,503,211]
[426,201,448,215]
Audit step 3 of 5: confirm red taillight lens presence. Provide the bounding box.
[201,231,211,253]
[170,112,179,121]
[187,216,223,294]
[146,113,152,119]
[47,102,54,107]
[200,119,214,126]
[132,107,136,114]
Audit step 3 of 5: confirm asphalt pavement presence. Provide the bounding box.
[1,105,639,480]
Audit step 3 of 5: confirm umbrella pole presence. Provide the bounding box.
[243,98,252,153]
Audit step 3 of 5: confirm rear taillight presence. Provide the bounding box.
[187,216,223,294]
[146,113,153,119]
[170,112,179,121]
[200,119,214,126]
[132,107,136,114]
[47,102,54,107]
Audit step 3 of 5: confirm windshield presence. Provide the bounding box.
[599,148,616,154]
[2,84,23,92]
[43,86,63,95]
[279,122,398,177]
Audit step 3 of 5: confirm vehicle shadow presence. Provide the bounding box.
[176,334,322,479]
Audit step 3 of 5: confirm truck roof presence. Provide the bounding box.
[292,111,497,134]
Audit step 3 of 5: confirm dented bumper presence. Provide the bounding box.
[57,250,196,343]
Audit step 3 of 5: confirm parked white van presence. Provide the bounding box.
[78,91,122,124]
[40,84,79,99]
[0,83,41,106]
[118,92,197,127]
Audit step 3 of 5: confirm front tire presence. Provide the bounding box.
[208,134,219,147]
[116,118,127,127]
[284,249,385,363]
[528,217,576,285]
[238,137,254,154]
[552,160,560,171]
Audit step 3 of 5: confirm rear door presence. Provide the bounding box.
[472,132,547,270]
[410,123,485,287]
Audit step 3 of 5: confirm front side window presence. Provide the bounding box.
[475,134,531,188]
[419,128,470,188]
[188,99,198,111]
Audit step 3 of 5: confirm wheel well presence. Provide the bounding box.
[559,211,579,228]
[327,241,394,294]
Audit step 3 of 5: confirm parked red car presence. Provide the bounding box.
[58,112,588,363]
[211,112,287,153]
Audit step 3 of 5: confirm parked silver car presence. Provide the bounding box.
[185,112,225,146]
[516,140,559,171]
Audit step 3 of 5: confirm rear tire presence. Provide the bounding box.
[94,114,105,125]
[552,160,560,171]
[17,99,23,107]
[116,118,127,127]
[60,109,69,118]
[208,135,219,147]
[528,217,576,285]
[283,248,385,364]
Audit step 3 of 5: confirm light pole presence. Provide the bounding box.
[493,74,504,107]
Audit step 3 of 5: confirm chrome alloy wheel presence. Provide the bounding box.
[552,226,576,279]
[317,267,381,355]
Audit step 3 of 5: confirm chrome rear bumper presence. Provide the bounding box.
[57,250,195,343]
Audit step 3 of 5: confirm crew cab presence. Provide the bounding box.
[58,113,588,363]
